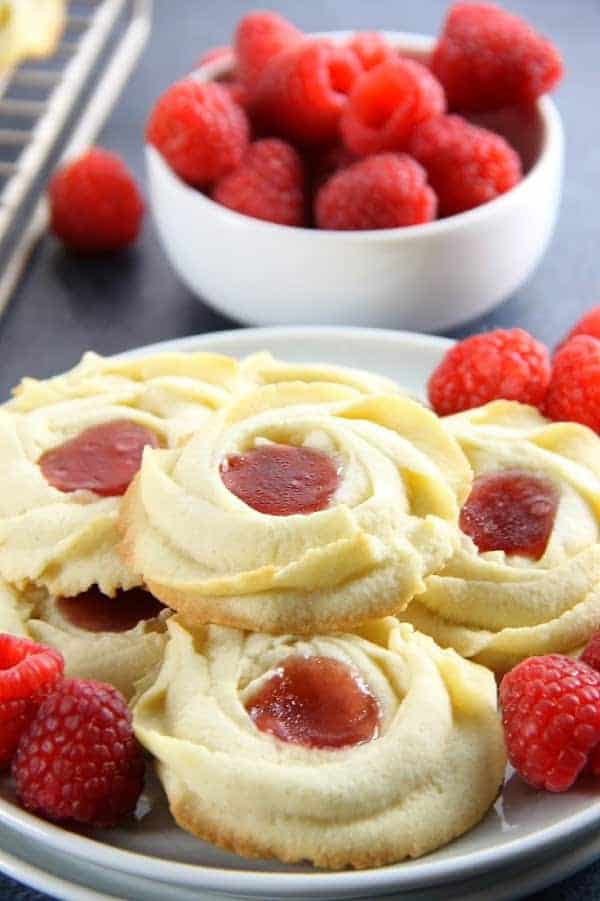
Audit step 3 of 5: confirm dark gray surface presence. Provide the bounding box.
[0,0,599,899]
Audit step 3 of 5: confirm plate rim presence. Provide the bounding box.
[2,324,600,898]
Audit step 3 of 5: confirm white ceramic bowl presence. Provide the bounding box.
[146,31,564,332]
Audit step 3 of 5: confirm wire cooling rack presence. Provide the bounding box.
[0,0,152,314]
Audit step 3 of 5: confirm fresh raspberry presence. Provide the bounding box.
[235,11,302,87]
[407,114,522,216]
[223,79,250,109]
[432,3,563,112]
[500,655,600,792]
[0,635,63,769]
[48,149,144,253]
[146,79,250,187]
[545,336,600,434]
[197,45,232,67]
[556,307,600,354]
[13,679,145,827]
[251,39,362,146]
[340,57,446,157]
[212,139,306,227]
[428,328,551,416]
[581,632,600,674]
[347,32,395,71]
[315,153,436,231]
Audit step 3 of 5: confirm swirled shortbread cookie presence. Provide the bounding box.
[404,401,600,674]
[0,350,240,597]
[120,386,472,633]
[240,351,402,395]
[133,617,505,869]
[0,578,168,701]
[0,577,32,636]
[25,586,169,701]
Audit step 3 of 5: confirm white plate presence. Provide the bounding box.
[1,326,600,901]
[3,811,600,901]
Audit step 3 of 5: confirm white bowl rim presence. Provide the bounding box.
[146,29,564,242]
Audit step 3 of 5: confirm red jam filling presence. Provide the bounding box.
[245,655,380,749]
[39,420,160,497]
[57,586,165,633]
[459,469,559,560]
[220,444,340,516]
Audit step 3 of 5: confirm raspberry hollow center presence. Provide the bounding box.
[460,469,559,560]
[245,655,380,749]
[57,587,165,633]
[220,443,340,516]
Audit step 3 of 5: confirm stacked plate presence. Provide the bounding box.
[1,327,599,901]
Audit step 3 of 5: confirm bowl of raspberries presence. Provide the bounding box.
[145,4,564,331]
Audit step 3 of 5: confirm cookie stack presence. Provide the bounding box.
[0,349,525,868]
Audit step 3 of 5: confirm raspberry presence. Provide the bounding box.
[581,632,600,674]
[146,79,249,187]
[500,655,600,792]
[13,679,145,827]
[432,3,563,112]
[224,79,250,109]
[251,39,362,146]
[0,635,63,769]
[347,32,395,71]
[340,58,446,157]
[428,328,550,416]
[545,336,600,434]
[315,153,436,231]
[48,149,144,253]
[556,307,600,353]
[407,114,522,216]
[235,11,302,88]
[212,139,306,227]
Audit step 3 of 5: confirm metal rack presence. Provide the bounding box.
[0,0,152,313]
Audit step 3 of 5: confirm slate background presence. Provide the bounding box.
[0,0,599,898]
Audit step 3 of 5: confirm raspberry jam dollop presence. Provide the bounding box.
[460,469,559,560]
[245,655,380,749]
[39,420,160,497]
[220,444,340,516]
[57,586,165,633]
